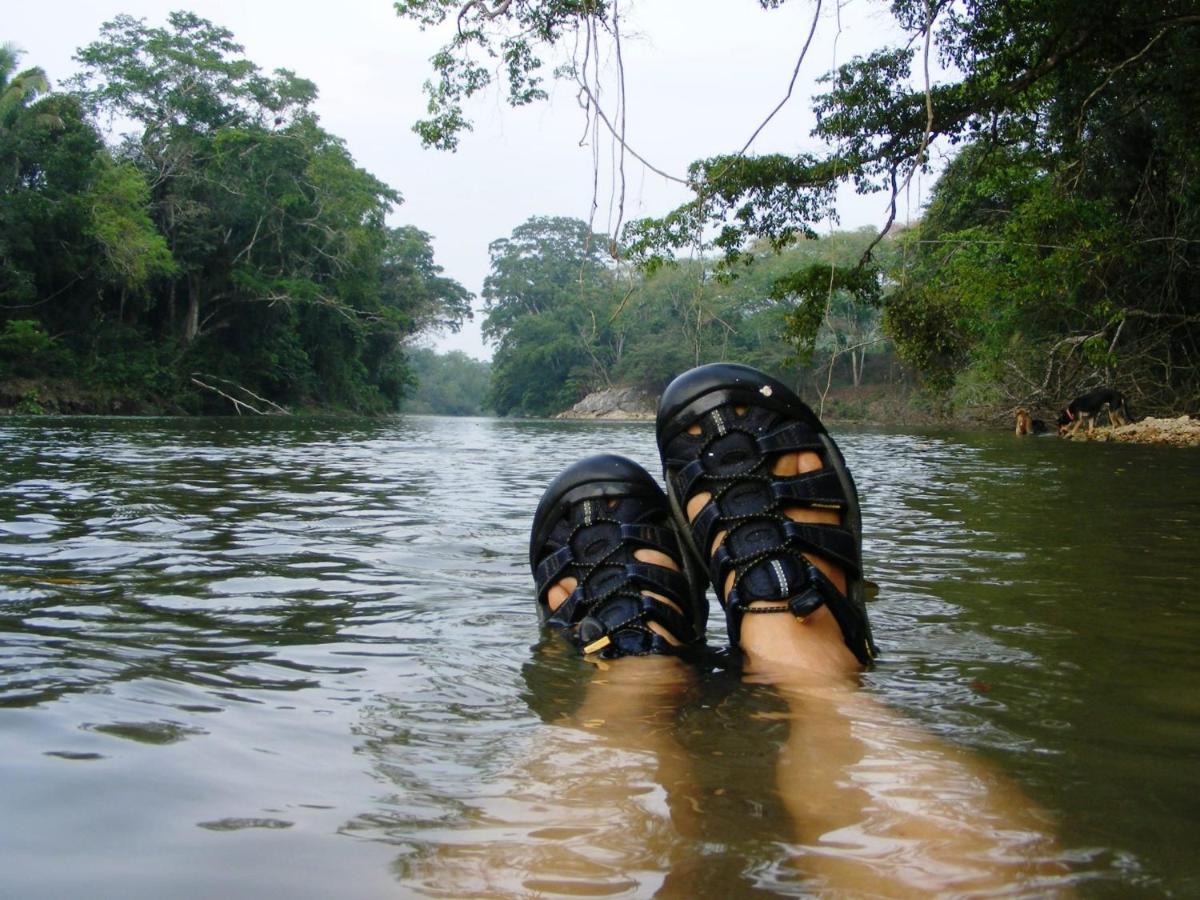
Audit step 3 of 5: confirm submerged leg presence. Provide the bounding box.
[656,363,1071,892]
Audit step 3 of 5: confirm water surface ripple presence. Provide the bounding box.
[1,416,1198,897]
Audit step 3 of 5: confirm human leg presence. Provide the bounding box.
[653,364,1071,889]
[502,455,709,892]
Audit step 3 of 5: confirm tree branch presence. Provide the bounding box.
[1075,27,1169,143]
[190,373,287,415]
[457,0,513,36]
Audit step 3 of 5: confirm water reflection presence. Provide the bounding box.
[0,416,1198,896]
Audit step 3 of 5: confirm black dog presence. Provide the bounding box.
[1057,387,1130,435]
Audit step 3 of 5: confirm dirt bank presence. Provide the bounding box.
[554,382,934,426]
[1064,415,1200,447]
[0,378,168,415]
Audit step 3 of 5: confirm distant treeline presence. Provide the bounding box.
[0,15,469,414]
[8,5,1199,422]
[475,216,901,418]
[403,348,491,417]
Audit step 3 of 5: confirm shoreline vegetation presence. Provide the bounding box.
[1,21,472,419]
[5,6,1199,433]
[391,0,1200,436]
[12,373,1197,448]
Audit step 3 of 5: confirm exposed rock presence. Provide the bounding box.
[1066,414,1200,447]
[556,385,657,420]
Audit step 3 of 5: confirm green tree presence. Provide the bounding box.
[380,225,473,335]
[85,160,177,310]
[65,13,471,412]
[403,347,491,415]
[0,80,171,376]
[482,215,619,415]
[0,43,59,181]
[70,12,324,346]
[396,0,1200,411]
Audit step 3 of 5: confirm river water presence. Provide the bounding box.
[0,414,1197,898]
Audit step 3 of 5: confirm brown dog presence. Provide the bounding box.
[1015,408,1048,436]
[1015,408,1033,436]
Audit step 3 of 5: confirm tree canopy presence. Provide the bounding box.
[1,17,471,414]
[480,214,896,417]
[396,0,1200,414]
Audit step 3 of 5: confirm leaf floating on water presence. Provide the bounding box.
[1,574,91,586]
[83,720,208,745]
[197,817,294,831]
[44,750,105,761]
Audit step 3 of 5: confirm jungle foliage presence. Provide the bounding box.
[402,347,491,415]
[0,16,470,414]
[397,0,1200,415]
[481,216,896,417]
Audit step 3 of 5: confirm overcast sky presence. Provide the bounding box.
[8,0,926,359]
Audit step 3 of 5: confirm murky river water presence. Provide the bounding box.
[0,415,1197,897]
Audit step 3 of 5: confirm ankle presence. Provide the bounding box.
[739,604,862,676]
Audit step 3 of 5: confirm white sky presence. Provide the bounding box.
[7,0,929,360]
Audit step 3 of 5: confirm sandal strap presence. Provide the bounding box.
[709,520,859,591]
[550,586,700,659]
[665,426,833,502]
[678,432,861,599]
[533,544,575,594]
[533,522,680,595]
[773,471,849,509]
[725,560,843,645]
[547,562,695,620]
[534,502,703,656]
[684,471,849,562]
[781,519,859,573]
[757,421,829,455]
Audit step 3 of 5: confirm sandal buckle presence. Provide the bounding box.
[582,634,613,655]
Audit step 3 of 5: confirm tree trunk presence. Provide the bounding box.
[183,275,200,344]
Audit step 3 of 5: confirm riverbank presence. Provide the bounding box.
[1,376,344,417]
[0,377,169,416]
[1063,415,1200,447]
[554,382,939,426]
[554,383,1200,446]
[11,377,1197,446]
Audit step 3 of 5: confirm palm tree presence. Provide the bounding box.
[0,43,58,186]
[0,43,50,126]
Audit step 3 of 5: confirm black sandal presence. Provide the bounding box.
[529,453,708,659]
[656,363,878,665]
